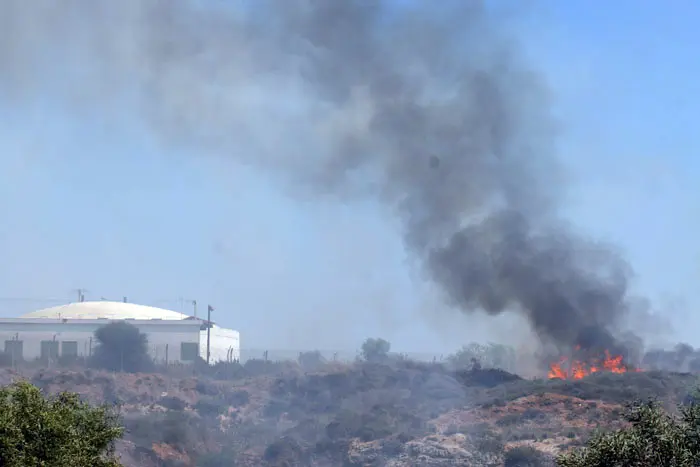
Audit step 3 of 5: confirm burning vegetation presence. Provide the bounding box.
[548,347,641,380]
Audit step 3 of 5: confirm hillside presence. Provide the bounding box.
[2,359,698,467]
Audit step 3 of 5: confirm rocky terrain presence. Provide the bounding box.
[1,355,698,467]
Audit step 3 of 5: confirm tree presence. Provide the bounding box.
[360,338,391,362]
[0,381,124,467]
[557,398,700,467]
[298,350,326,370]
[447,343,516,372]
[91,321,154,373]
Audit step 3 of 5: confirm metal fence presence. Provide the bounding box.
[143,345,452,365]
[236,348,450,364]
[235,343,519,368]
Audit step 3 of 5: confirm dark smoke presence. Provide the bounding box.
[430,211,633,354]
[0,1,643,355]
[643,343,700,373]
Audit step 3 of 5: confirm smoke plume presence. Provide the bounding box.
[0,1,641,354]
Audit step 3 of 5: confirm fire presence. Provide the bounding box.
[548,349,640,380]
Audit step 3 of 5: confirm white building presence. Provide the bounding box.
[3,301,240,364]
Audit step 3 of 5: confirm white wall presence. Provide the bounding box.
[200,325,240,363]
[0,320,202,364]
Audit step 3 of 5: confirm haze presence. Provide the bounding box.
[0,1,698,355]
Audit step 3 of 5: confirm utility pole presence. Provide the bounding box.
[192,300,197,318]
[206,305,213,364]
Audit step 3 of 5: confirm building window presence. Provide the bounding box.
[180,342,199,361]
[40,341,59,360]
[62,341,78,358]
[4,340,23,360]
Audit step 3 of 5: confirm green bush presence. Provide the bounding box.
[0,381,124,466]
[558,398,700,466]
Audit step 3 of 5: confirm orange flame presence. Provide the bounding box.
[548,350,640,380]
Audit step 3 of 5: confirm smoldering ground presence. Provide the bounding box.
[0,1,648,359]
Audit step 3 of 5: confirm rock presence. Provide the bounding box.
[347,433,503,466]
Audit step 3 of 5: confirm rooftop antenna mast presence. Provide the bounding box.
[73,289,88,303]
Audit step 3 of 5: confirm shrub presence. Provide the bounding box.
[558,398,700,466]
[194,398,224,417]
[224,389,250,407]
[264,436,308,465]
[360,338,391,362]
[195,380,220,396]
[161,412,195,448]
[447,343,517,372]
[497,413,526,427]
[504,445,548,466]
[0,381,124,466]
[208,360,246,380]
[159,396,187,411]
[298,350,326,370]
[90,321,154,373]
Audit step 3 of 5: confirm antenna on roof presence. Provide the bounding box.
[73,289,87,303]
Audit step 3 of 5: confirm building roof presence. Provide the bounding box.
[20,301,194,321]
[0,317,205,327]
